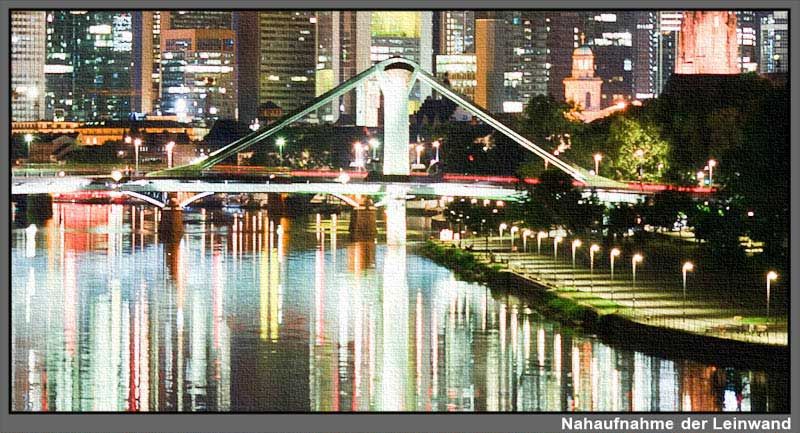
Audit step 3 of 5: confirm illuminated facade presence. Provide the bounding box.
[160,28,237,121]
[437,11,475,55]
[435,54,477,101]
[759,11,788,74]
[131,11,162,116]
[736,11,758,73]
[675,11,739,74]
[11,11,47,121]
[44,11,134,121]
[563,43,603,111]
[475,14,505,113]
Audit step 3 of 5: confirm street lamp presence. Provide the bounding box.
[708,159,717,184]
[432,140,441,162]
[766,271,778,319]
[24,133,33,158]
[415,144,425,167]
[499,223,508,250]
[593,153,602,175]
[133,138,142,175]
[510,226,519,251]
[276,137,287,162]
[165,141,176,168]
[682,262,694,322]
[632,254,643,311]
[571,239,582,290]
[522,229,531,252]
[369,138,380,160]
[553,235,562,261]
[610,248,621,300]
[537,231,546,255]
[111,170,123,183]
[590,244,600,292]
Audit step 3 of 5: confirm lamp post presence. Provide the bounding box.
[590,244,600,292]
[510,226,519,251]
[499,223,508,250]
[276,137,286,162]
[165,141,175,168]
[133,138,142,175]
[553,236,562,261]
[682,262,694,322]
[432,140,440,162]
[632,254,643,312]
[571,239,582,290]
[415,144,424,167]
[353,141,364,170]
[369,138,380,160]
[766,271,778,320]
[522,229,531,252]
[537,231,546,255]
[593,153,602,175]
[24,133,34,158]
[610,248,620,300]
[708,159,717,184]
[696,170,705,186]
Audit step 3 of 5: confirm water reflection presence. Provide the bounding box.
[11,204,781,412]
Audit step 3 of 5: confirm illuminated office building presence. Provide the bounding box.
[760,11,788,74]
[44,11,134,121]
[675,11,739,74]
[437,11,475,55]
[235,11,316,124]
[160,28,237,121]
[11,11,46,121]
[132,11,162,116]
[737,11,758,72]
[435,54,477,101]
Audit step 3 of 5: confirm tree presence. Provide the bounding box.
[513,169,603,235]
[608,116,669,182]
[640,191,694,233]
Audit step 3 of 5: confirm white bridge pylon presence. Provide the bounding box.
[150,57,596,184]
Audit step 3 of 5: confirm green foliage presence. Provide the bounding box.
[608,116,669,182]
[517,95,582,146]
[513,169,604,235]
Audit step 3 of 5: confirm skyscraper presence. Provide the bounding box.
[160,28,237,121]
[736,11,759,72]
[760,11,788,74]
[235,11,316,124]
[45,11,134,121]
[475,13,505,113]
[675,11,739,74]
[11,11,46,121]
[654,11,682,95]
[131,11,162,116]
[437,11,475,55]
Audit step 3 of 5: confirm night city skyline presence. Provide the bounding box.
[9,5,791,421]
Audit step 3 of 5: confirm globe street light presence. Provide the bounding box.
[708,159,717,184]
[133,138,142,175]
[111,170,123,183]
[593,153,602,175]
[499,223,508,250]
[610,248,621,301]
[766,271,778,319]
[571,239,582,290]
[553,235,562,261]
[510,226,519,251]
[165,141,176,168]
[590,244,600,292]
[696,170,705,185]
[276,137,287,162]
[537,231,546,255]
[632,254,643,312]
[432,140,441,162]
[415,144,425,167]
[369,138,380,160]
[24,133,34,158]
[522,229,531,252]
[682,262,694,322]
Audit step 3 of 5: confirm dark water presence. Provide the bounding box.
[11,203,784,412]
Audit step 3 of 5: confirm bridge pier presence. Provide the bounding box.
[378,65,413,177]
[158,208,184,243]
[384,185,408,246]
[349,208,377,242]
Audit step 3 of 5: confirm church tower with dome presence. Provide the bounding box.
[562,35,603,112]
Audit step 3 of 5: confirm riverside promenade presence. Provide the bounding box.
[433,237,787,348]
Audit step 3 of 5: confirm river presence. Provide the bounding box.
[10,203,784,412]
